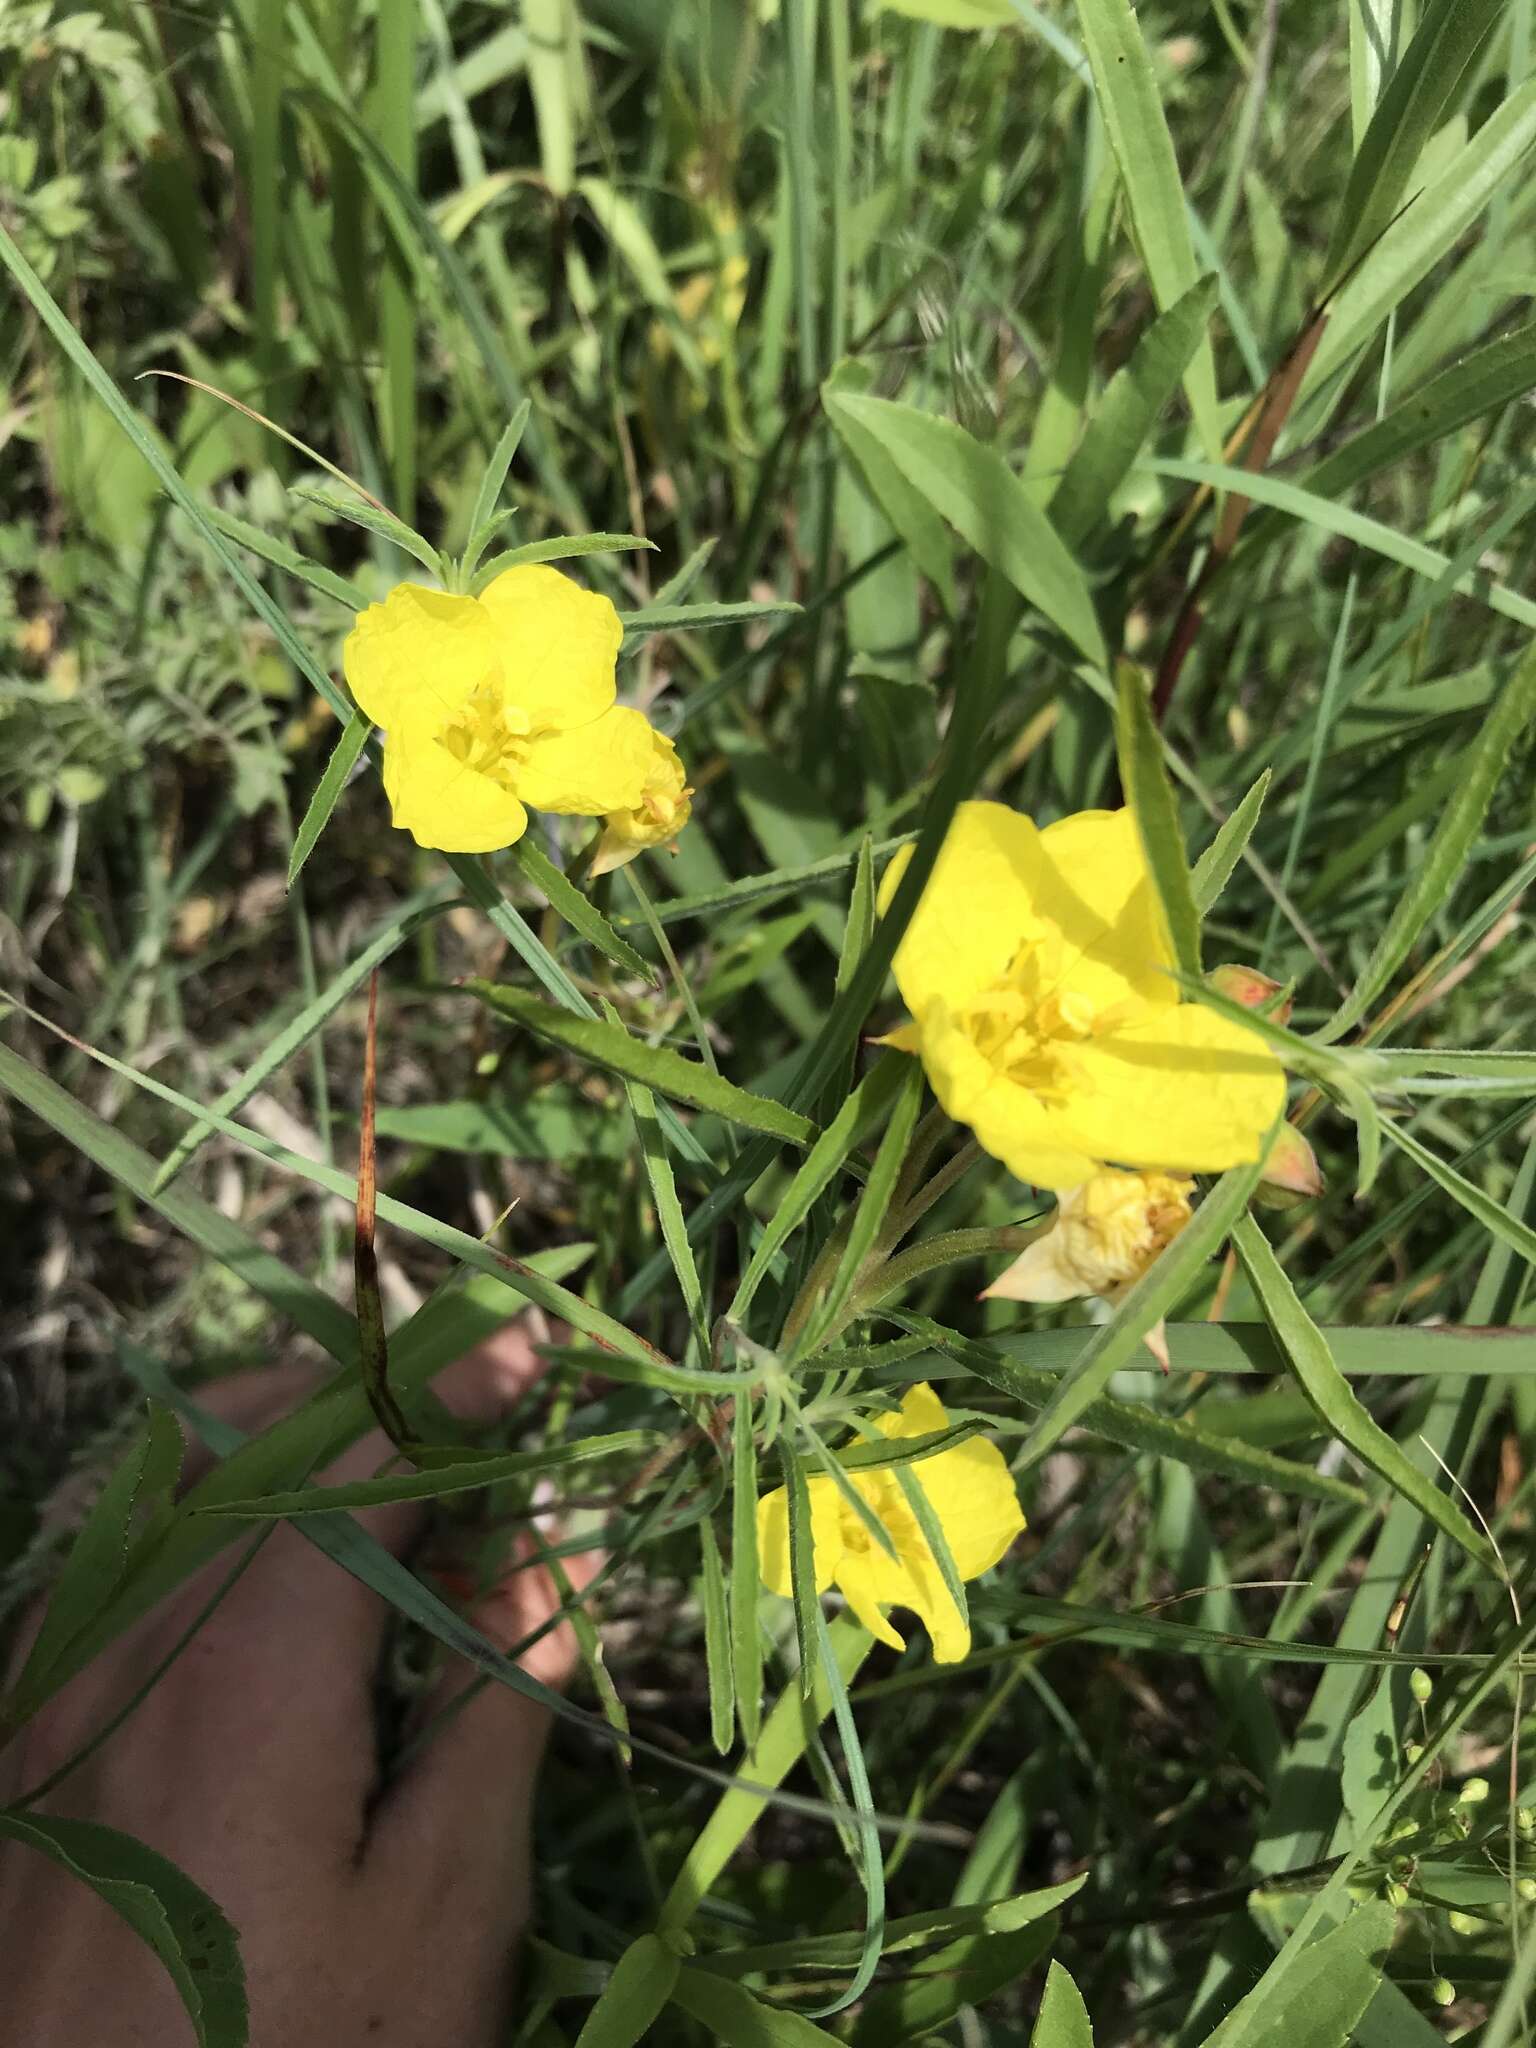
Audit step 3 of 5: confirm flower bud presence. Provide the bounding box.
[1430,1978,1455,2008]
[1256,1122,1325,1208]
[1403,1741,1424,1765]
[1384,1879,1410,1907]
[1458,1777,1490,1806]
[1448,1910,1479,1936]
[1519,1878,1536,1903]
[1410,1667,1433,1704]
[1208,964,1293,1025]
[1518,1807,1535,1837]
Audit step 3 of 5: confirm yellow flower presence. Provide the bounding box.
[984,1169,1193,1304]
[344,566,659,854]
[588,725,694,877]
[756,1383,1024,1664]
[878,804,1284,1190]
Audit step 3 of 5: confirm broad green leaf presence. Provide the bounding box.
[1200,1902,1395,2048]
[1051,274,1220,548]
[1231,1217,1498,1573]
[1318,637,1536,1041]
[288,709,371,888]
[1319,0,1508,295]
[824,367,958,613]
[1031,1961,1094,2047]
[198,1431,655,1516]
[820,392,1106,665]
[510,838,655,982]
[1113,661,1201,973]
[1307,80,1536,391]
[464,982,818,1147]
[850,1912,1059,2044]
[572,1934,679,2048]
[1069,0,1220,459]
[0,1812,246,2047]
[1191,771,1270,915]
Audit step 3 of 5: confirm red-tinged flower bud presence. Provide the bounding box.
[1208,964,1293,1025]
[1256,1123,1324,1208]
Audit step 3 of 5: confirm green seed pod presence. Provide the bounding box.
[1458,1777,1490,1806]
[1430,1978,1455,2008]
[1403,1740,1424,1765]
[1518,1807,1535,1837]
[1385,1879,1410,1908]
[1519,1878,1536,1904]
[1448,1910,1479,1936]
[1409,1667,1433,1704]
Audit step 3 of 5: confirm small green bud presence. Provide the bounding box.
[1388,1816,1418,1842]
[1458,1777,1490,1806]
[1403,1741,1424,1765]
[1389,1855,1414,1881]
[1431,1978,1456,2008]
[1409,1667,1433,1704]
[1448,1910,1479,1936]
[1518,1878,1536,1903]
[1519,1807,1536,1837]
[1385,1880,1410,1908]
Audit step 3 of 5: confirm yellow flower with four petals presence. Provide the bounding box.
[879,802,1283,1190]
[757,1383,1025,1664]
[344,566,688,858]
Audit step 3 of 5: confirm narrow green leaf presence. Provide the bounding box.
[464,982,818,1147]
[1113,661,1202,973]
[288,710,371,888]
[1380,1118,1536,1273]
[731,1396,764,1747]
[699,1518,736,1755]
[824,367,958,613]
[836,836,877,995]
[797,1062,924,1352]
[1232,1216,1498,1572]
[471,531,655,591]
[1318,639,1536,1041]
[290,485,441,576]
[509,839,655,982]
[1319,0,1507,295]
[1069,0,1220,459]
[703,1879,1088,1977]
[820,392,1105,665]
[205,505,369,610]
[465,399,531,563]
[619,597,802,639]
[621,1063,708,1357]
[803,1602,885,2016]
[1051,274,1220,549]
[672,1970,844,2045]
[1191,771,1271,916]
[779,1441,821,1700]
[850,1913,1059,2045]
[0,1813,246,2047]
[1031,1961,1095,2048]
[572,1934,679,2048]
[198,1432,654,1517]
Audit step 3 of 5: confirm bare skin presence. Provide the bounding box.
[0,1325,580,2047]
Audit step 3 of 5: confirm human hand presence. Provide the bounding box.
[0,1325,580,2047]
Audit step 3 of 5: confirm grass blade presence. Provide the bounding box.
[288,710,371,889]
[1191,771,1270,916]
[1113,660,1202,973]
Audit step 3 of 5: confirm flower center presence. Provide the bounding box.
[954,940,1108,1104]
[437,678,532,792]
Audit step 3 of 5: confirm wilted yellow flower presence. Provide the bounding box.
[985,1170,1193,1304]
[344,566,660,855]
[879,804,1284,1190]
[757,1383,1024,1664]
[588,726,693,877]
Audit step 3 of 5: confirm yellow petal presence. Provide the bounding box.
[757,1474,842,1597]
[880,802,1055,1016]
[1060,1004,1284,1172]
[588,726,693,874]
[1035,807,1176,1012]
[344,583,499,733]
[874,1385,1025,1581]
[380,728,528,853]
[517,704,656,815]
[833,1557,907,1652]
[983,1231,1087,1304]
[478,564,623,732]
[915,1000,1101,1189]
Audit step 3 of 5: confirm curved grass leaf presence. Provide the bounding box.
[1191,771,1270,915]
[0,1812,247,2048]
[288,709,371,888]
[290,484,442,576]
[1051,274,1219,549]
[1318,637,1536,1041]
[671,1969,844,2045]
[464,398,531,566]
[205,505,369,610]
[1069,0,1220,460]
[1231,1216,1498,1573]
[1380,1117,1536,1273]
[572,1934,680,2048]
[820,392,1106,665]
[464,981,817,1147]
